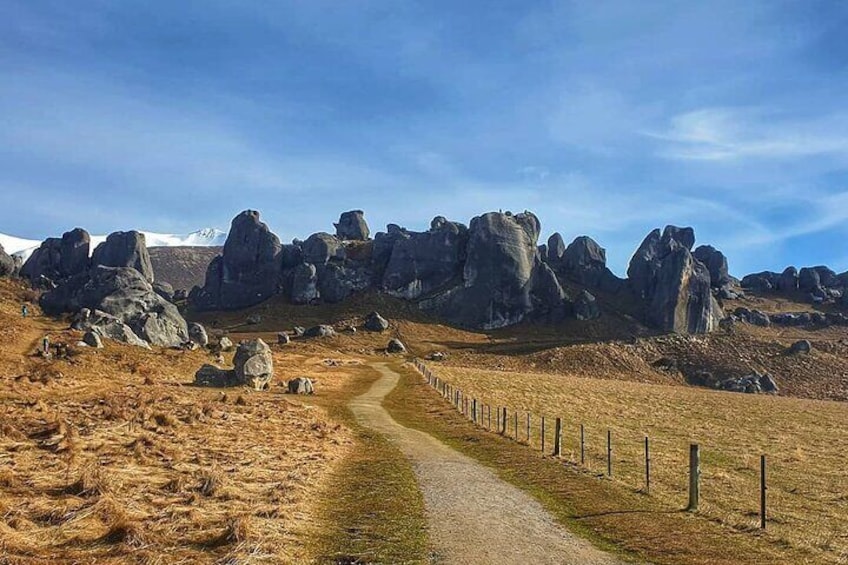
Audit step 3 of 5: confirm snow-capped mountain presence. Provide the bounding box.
[0,228,228,261]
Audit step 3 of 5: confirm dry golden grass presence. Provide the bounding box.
[429,363,848,564]
[0,279,368,563]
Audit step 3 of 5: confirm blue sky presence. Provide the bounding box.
[1,1,847,276]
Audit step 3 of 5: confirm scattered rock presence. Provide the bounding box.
[303,325,335,338]
[364,311,389,332]
[82,330,103,349]
[218,336,234,351]
[246,313,262,325]
[387,338,406,353]
[293,326,306,337]
[286,377,314,395]
[428,351,447,361]
[788,340,812,355]
[194,364,237,387]
[188,323,209,347]
[277,332,290,345]
[233,339,274,390]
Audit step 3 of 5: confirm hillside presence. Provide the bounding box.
[149,246,220,291]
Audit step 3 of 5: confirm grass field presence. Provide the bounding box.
[421,362,847,564]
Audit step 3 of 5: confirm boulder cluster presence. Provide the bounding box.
[188,209,735,334]
[741,265,848,305]
[195,338,274,390]
[19,228,189,348]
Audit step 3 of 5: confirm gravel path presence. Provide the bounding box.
[349,363,627,565]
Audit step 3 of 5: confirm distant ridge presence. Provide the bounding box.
[0,228,227,260]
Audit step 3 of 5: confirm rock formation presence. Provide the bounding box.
[21,228,91,282]
[91,231,154,282]
[233,338,274,390]
[334,210,370,241]
[627,226,721,334]
[692,245,731,288]
[191,210,282,310]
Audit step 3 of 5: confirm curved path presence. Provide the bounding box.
[349,363,627,565]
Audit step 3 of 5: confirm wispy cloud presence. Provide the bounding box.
[649,107,848,161]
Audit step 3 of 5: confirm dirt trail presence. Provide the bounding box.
[350,363,627,565]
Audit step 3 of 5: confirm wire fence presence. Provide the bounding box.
[412,359,769,530]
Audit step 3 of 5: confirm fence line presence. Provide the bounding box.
[412,358,769,529]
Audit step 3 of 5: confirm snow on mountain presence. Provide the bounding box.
[0,228,228,262]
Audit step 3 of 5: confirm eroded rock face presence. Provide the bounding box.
[42,266,188,347]
[302,233,345,265]
[233,339,274,390]
[627,226,721,334]
[191,210,282,311]
[21,228,91,282]
[92,231,154,282]
[435,211,565,329]
[290,263,319,304]
[574,290,600,320]
[334,210,370,241]
[188,323,209,347]
[287,377,314,394]
[379,217,468,300]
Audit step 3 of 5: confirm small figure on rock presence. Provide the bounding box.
[41,335,50,358]
[21,303,29,318]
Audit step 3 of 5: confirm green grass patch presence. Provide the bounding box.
[309,367,429,564]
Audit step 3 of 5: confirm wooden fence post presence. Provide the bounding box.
[687,444,700,511]
[760,455,767,529]
[496,406,500,432]
[526,413,531,445]
[541,416,546,453]
[607,430,612,477]
[645,436,650,494]
[513,412,518,440]
[501,407,507,435]
[487,405,491,430]
[553,418,562,456]
[580,424,585,465]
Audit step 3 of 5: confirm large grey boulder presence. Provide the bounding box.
[692,245,731,288]
[191,210,282,310]
[82,329,103,348]
[91,231,154,282]
[364,311,389,332]
[302,232,345,265]
[627,226,721,334]
[78,309,151,348]
[334,210,370,241]
[41,266,188,347]
[546,233,566,262]
[788,339,812,355]
[379,217,468,299]
[153,281,175,302]
[776,267,798,292]
[434,211,565,329]
[553,235,623,291]
[0,243,15,277]
[290,263,320,304]
[233,339,274,390]
[21,228,91,282]
[741,271,778,291]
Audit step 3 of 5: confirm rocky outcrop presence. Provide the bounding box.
[304,325,335,338]
[21,228,91,282]
[627,226,721,334]
[195,364,237,387]
[431,212,565,329]
[303,233,345,265]
[379,217,468,299]
[335,210,370,241]
[573,290,600,320]
[545,234,622,292]
[42,265,188,347]
[191,210,282,310]
[290,263,319,304]
[287,377,314,394]
[91,231,154,282]
[188,322,209,347]
[387,338,406,353]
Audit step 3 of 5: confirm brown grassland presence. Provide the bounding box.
[413,361,847,564]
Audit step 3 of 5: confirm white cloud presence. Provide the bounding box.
[649,107,848,161]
